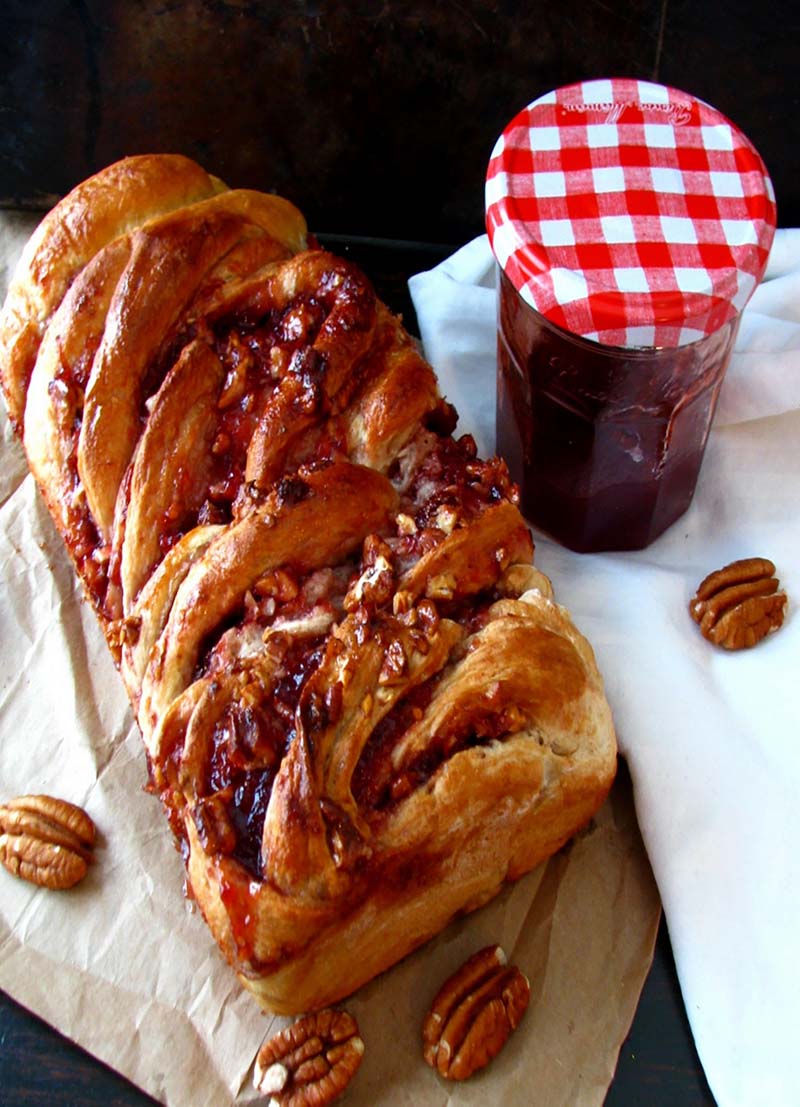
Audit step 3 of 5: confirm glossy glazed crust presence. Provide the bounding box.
[0,154,229,431]
[0,155,617,1015]
[187,582,615,1014]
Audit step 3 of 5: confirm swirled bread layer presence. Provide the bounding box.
[0,155,616,1013]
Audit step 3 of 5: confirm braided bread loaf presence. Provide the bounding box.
[0,155,616,1014]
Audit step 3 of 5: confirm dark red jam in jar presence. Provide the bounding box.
[486,79,776,552]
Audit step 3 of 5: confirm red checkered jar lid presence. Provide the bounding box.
[486,79,777,347]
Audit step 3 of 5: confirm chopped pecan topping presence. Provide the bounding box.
[254,1008,364,1106]
[217,338,252,408]
[344,535,395,613]
[378,638,407,686]
[254,567,301,603]
[690,557,787,650]
[0,794,96,890]
[422,945,530,1081]
[392,589,414,616]
[426,572,457,600]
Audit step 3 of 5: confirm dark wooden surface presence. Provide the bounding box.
[1,1,798,235]
[0,238,717,1104]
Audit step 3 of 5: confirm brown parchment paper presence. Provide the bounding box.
[0,212,661,1106]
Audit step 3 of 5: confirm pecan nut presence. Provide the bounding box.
[0,794,96,889]
[254,1008,364,1106]
[690,557,788,650]
[422,944,531,1081]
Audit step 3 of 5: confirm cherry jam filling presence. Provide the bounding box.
[140,304,340,559]
[45,373,109,609]
[350,588,502,813]
[159,386,522,880]
[399,433,518,530]
[226,770,279,877]
[351,678,439,810]
[186,561,510,876]
[189,556,358,879]
[177,301,337,527]
[209,636,328,878]
[358,693,523,815]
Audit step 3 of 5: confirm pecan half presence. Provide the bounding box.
[0,794,96,889]
[254,1008,364,1106]
[690,557,787,650]
[422,944,530,1081]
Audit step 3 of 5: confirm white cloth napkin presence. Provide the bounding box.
[409,231,800,1107]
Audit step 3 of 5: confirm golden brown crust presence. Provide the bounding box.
[139,461,399,752]
[119,339,227,607]
[0,154,228,430]
[78,208,250,538]
[1,154,616,1016]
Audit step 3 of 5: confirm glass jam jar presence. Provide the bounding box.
[486,79,776,552]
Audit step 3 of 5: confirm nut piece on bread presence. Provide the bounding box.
[0,154,617,1013]
[690,557,787,649]
[0,795,96,889]
[423,945,531,1080]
